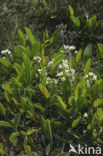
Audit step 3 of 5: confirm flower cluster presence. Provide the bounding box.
[47,58,54,67]
[61,45,76,54]
[1,49,12,58]
[33,56,41,63]
[46,77,58,85]
[57,59,75,82]
[84,72,97,88]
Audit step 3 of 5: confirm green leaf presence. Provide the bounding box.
[0,103,6,117]
[94,99,103,108]
[2,83,12,94]
[68,5,74,16]
[25,27,35,45]
[38,84,50,98]
[24,145,31,154]
[52,54,64,74]
[31,41,41,57]
[31,152,38,156]
[18,29,26,46]
[0,121,12,128]
[27,128,39,135]
[9,132,20,144]
[13,113,21,131]
[45,144,51,156]
[88,15,97,29]
[56,152,69,156]
[97,43,103,59]
[32,0,38,5]
[71,16,80,28]
[41,0,48,9]
[23,54,32,85]
[72,116,81,128]
[76,49,82,65]
[84,58,91,74]
[34,103,45,113]
[0,143,4,156]
[42,119,53,147]
[14,45,25,58]
[83,44,92,62]
[0,58,11,68]
[56,96,67,111]
[46,28,62,47]
[13,63,22,74]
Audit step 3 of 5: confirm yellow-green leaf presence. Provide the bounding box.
[38,84,50,98]
[56,96,67,111]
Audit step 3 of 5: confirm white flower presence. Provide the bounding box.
[1,49,11,55]
[63,45,76,51]
[60,50,64,53]
[47,58,54,67]
[46,77,52,84]
[54,79,58,84]
[57,71,63,77]
[69,45,76,51]
[75,50,78,54]
[63,45,69,50]
[61,77,66,81]
[58,64,62,69]
[71,69,75,75]
[87,79,90,88]
[62,59,69,69]
[84,112,88,118]
[33,56,41,63]
[88,72,97,80]
[38,69,42,74]
[3,56,6,59]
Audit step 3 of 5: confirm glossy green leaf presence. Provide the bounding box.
[0,121,12,128]
[88,15,97,29]
[56,96,67,111]
[83,44,92,62]
[71,16,80,28]
[52,54,64,74]
[38,84,50,98]
[84,58,91,74]
[24,145,31,154]
[72,116,81,128]
[42,119,53,147]
[97,43,103,58]
[13,113,21,131]
[18,29,26,46]
[0,58,11,68]
[94,99,103,108]
[25,27,35,45]
[68,5,74,16]
[31,41,41,57]
[9,132,20,144]
[0,103,6,117]
[76,49,82,65]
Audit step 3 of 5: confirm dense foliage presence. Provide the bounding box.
[0,0,103,155]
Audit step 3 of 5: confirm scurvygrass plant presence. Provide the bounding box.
[0,28,103,155]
